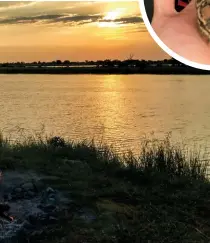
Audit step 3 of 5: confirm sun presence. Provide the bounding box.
[104,10,120,21]
[98,8,125,28]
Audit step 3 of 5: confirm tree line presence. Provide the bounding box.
[0,58,185,68]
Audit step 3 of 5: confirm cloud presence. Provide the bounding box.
[100,16,143,24]
[0,14,64,25]
[0,13,142,26]
[0,2,36,11]
[0,13,100,25]
[52,14,103,24]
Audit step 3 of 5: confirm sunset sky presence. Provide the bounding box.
[0,1,169,62]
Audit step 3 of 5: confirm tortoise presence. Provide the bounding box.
[175,0,210,41]
[196,0,210,41]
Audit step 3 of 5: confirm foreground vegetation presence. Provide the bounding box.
[1,135,210,242]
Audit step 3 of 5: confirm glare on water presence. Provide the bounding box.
[0,74,210,155]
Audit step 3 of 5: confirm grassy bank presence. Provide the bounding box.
[1,135,210,242]
[0,66,210,74]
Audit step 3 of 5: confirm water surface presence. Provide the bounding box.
[0,74,210,154]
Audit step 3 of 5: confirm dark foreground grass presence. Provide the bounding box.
[1,135,210,243]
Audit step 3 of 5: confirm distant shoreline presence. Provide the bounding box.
[0,66,210,75]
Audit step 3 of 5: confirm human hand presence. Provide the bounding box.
[151,0,210,64]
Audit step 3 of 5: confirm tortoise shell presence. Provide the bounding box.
[196,0,210,41]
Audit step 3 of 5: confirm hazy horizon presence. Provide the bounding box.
[0,1,169,62]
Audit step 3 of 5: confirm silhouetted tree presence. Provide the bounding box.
[63,60,70,66]
[103,59,114,67]
[128,53,134,60]
[56,60,62,65]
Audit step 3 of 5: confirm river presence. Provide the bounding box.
[0,74,210,154]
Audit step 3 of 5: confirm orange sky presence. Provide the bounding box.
[0,1,169,62]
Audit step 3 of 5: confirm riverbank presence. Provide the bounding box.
[0,66,210,75]
[1,135,210,242]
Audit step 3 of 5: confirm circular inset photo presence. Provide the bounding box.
[139,0,210,70]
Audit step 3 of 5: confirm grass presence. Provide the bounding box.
[1,134,210,242]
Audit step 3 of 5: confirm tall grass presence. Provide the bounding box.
[0,132,208,184]
[0,133,210,242]
[138,136,208,179]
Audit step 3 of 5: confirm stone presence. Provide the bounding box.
[80,213,97,223]
[28,213,47,225]
[12,193,23,200]
[28,215,38,225]
[0,171,71,242]
[49,195,56,201]
[4,193,12,201]
[30,230,45,237]
[27,191,35,198]
[22,220,34,230]
[49,216,58,223]
[41,188,58,205]
[33,180,45,192]
[14,188,22,193]
[48,198,56,204]
[23,192,30,199]
[42,204,56,212]
[79,208,97,223]
[46,187,55,194]
[21,182,34,192]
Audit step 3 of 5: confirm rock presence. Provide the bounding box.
[0,170,73,243]
[27,191,35,198]
[33,180,44,192]
[47,195,56,203]
[14,188,22,193]
[48,198,56,204]
[16,229,28,243]
[28,213,47,225]
[28,215,38,225]
[63,159,82,165]
[21,182,34,192]
[46,187,55,194]
[41,187,58,205]
[59,196,72,206]
[42,204,56,212]
[22,220,34,230]
[30,230,45,237]
[23,192,30,199]
[80,213,97,223]
[12,193,23,200]
[48,192,56,198]
[4,193,12,201]
[79,208,97,223]
[48,216,58,223]
[0,203,10,213]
